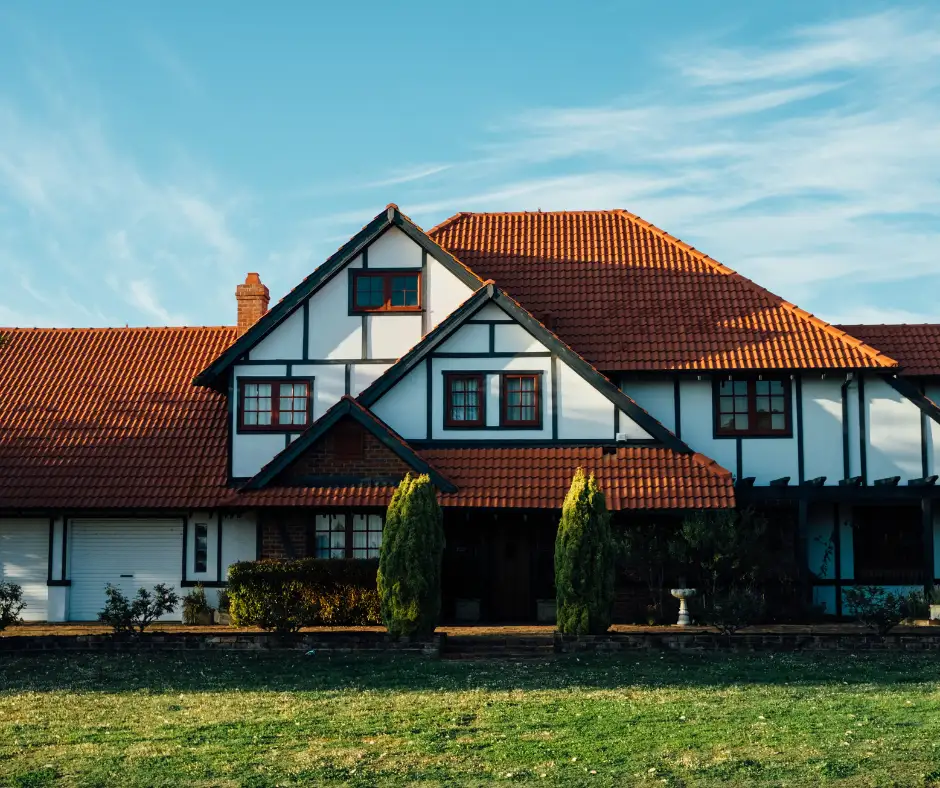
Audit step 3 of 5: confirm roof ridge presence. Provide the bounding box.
[836,322,940,329]
[613,209,899,369]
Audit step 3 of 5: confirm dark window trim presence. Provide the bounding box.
[349,268,423,314]
[500,372,543,428]
[237,377,313,434]
[712,375,793,439]
[443,372,487,429]
[311,510,385,560]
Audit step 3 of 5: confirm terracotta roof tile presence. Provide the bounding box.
[429,211,896,371]
[237,446,735,510]
[835,324,940,377]
[0,326,236,510]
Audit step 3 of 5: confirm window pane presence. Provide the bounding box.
[733,381,748,394]
[244,411,258,425]
[769,380,784,394]
[720,414,734,429]
[734,397,749,412]
[257,411,271,425]
[756,380,769,395]
[315,516,330,533]
[771,396,785,413]
[771,413,786,430]
[245,383,259,396]
[355,275,385,308]
[314,533,329,558]
[734,414,749,430]
[390,274,419,307]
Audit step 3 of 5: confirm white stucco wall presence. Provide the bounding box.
[621,380,676,433]
[678,379,738,477]
[307,256,364,359]
[801,377,845,484]
[438,323,489,354]
[368,314,422,360]
[428,255,476,329]
[371,361,427,440]
[865,377,923,482]
[367,226,423,268]
[351,363,390,397]
[249,307,304,360]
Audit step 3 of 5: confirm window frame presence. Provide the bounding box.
[712,375,792,438]
[500,372,543,429]
[311,510,385,561]
[237,378,313,434]
[444,372,487,429]
[349,269,423,314]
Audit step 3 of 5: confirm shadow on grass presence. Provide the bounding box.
[1,650,937,696]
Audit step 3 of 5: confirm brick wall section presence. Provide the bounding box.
[276,417,413,483]
[259,513,308,559]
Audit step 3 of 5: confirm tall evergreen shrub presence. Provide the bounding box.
[377,473,444,636]
[555,468,615,635]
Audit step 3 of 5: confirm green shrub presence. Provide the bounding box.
[694,588,767,635]
[182,584,212,625]
[555,468,615,636]
[227,559,380,633]
[378,474,444,637]
[0,582,26,633]
[216,588,230,613]
[98,583,179,634]
[843,586,908,635]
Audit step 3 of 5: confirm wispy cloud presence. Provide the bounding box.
[140,33,202,95]
[0,38,247,326]
[378,8,940,322]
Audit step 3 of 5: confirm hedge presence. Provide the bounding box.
[227,559,380,633]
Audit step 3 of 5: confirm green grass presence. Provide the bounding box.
[2,651,940,787]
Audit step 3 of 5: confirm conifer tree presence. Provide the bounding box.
[377,473,444,636]
[555,468,615,635]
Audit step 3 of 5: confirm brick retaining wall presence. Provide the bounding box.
[555,631,940,653]
[0,631,444,657]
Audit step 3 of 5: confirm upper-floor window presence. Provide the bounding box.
[501,373,542,428]
[714,377,790,437]
[238,379,311,432]
[445,373,485,428]
[351,270,421,313]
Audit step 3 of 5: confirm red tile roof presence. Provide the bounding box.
[430,211,896,371]
[835,324,940,377]
[236,447,734,510]
[0,326,235,510]
[0,326,731,511]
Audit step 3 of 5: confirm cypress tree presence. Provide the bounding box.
[377,473,444,636]
[555,468,615,635]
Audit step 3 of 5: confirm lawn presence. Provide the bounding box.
[2,651,940,787]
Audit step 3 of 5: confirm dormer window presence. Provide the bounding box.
[238,379,311,432]
[351,270,421,313]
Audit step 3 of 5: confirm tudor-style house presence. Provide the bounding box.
[1,204,938,622]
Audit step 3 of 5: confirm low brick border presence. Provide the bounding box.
[0,631,445,658]
[554,631,940,653]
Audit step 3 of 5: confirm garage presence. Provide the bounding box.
[0,519,49,621]
[68,519,184,621]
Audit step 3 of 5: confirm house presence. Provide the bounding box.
[1,204,937,622]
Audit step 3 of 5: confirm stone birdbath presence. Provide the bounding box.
[670,588,697,627]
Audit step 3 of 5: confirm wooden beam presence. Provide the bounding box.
[874,476,901,487]
[770,476,791,487]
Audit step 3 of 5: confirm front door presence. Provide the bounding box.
[488,528,532,621]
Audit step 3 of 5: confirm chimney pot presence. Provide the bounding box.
[236,272,270,337]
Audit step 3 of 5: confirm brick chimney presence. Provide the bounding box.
[236,273,270,336]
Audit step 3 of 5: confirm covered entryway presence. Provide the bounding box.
[68,519,184,621]
[0,519,49,621]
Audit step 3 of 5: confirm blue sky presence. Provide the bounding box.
[1,1,939,328]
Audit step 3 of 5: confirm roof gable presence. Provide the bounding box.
[193,204,482,387]
[429,210,898,371]
[243,396,456,492]
[357,282,691,454]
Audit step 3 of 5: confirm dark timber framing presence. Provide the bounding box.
[216,517,224,583]
[181,514,189,584]
[796,374,805,484]
[923,497,935,597]
[841,375,852,480]
[357,283,691,454]
[858,375,868,484]
[673,377,682,439]
[421,250,429,335]
[833,503,843,617]
[194,204,482,388]
[243,395,456,492]
[46,517,54,584]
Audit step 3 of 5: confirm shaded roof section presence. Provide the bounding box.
[0,326,236,510]
[194,204,482,388]
[836,324,940,377]
[234,446,735,510]
[429,210,897,371]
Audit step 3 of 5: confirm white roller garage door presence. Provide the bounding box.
[69,520,184,622]
[0,519,49,621]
